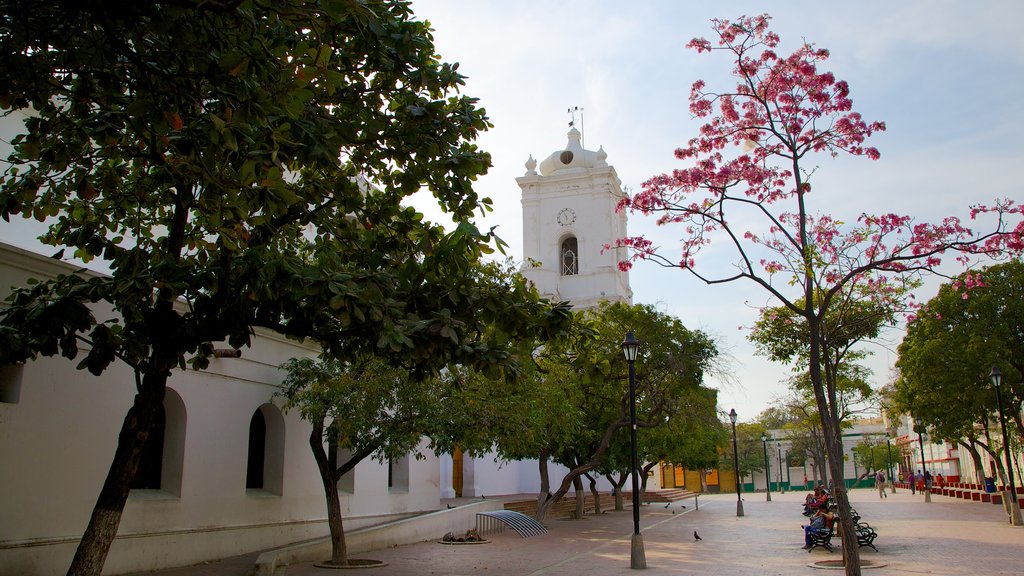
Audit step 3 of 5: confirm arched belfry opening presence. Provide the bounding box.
[560,236,579,276]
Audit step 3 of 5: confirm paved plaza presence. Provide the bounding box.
[132,488,1024,576]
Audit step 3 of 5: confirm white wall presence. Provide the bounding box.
[0,244,443,575]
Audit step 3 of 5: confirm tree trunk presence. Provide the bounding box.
[310,425,348,566]
[573,476,585,519]
[960,439,986,482]
[606,473,627,511]
[535,415,628,521]
[585,473,602,514]
[536,450,552,516]
[640,461,657,500]
[807,311,861,576]
[66,364,170,576]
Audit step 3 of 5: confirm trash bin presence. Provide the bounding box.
[984,477,996,493]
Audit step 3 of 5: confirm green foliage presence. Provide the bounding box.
[547,302,718,473]
[894,260,1024,443]
[720,421,771,478]
[281,355,439,466]
[0,2,570,571]
[850,438,895,476]
[636,386,724,472]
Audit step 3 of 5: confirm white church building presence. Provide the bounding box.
[0,128,637,575]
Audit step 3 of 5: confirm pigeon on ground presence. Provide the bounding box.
[694,530,702,541]
[664,502,672,508]
[446,504,454,509]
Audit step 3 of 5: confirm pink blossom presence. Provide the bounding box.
[610,14,1024,283]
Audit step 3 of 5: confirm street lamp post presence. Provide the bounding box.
[777,442,785,494]
[990,366,1023,526]
[784,449,792,488]
[885,432,896,494]
[730,409,744,517]
[621,332,646,569]
[914,417,931,503]
[760,433,772,502]
[851,446,858,489]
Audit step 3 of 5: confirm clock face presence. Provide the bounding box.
[556,207,576,226]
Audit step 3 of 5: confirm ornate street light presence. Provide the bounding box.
[760,433,772,501]
[990,366,1023,525]
[730,408,744,517]
[777,441,785,494]
[621,332,646,568]
[914,417,931,503]
[851,446,858,489]
[885,430,896,494]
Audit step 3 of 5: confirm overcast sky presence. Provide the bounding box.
[408,0,1024,421]
[2,2,1021,423]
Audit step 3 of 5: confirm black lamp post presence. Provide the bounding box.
[760,433,772,501]
[990,366,1023,525]
[784,448,792,488]
[851,446,858,489]
[621,332,646,568]
[885,431,896,494]
[730,408,744,517]
[777,442,785,494]
[914,417,931,503]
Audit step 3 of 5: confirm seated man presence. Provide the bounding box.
[802,508,834,549]
[802,491,817,516]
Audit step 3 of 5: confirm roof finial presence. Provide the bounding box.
[567,106,584,148]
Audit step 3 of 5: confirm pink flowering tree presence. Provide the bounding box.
[614,15,1024,575]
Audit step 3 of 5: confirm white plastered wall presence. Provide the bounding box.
[0,244,442,575]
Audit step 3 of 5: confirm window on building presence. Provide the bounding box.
[0,363,23,404]
[246,410,266,489]
[389,454,410,493]
[131,388,186,495]
[132,405,165,490]
[335,446,355,494]
[247,403,285,495]
[561,237,579,276]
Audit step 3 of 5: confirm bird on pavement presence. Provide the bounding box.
[664,502,672,509]
[694,530,702,541]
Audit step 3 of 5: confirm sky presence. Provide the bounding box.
[1,1,1022,422]
[406,0,1024,420]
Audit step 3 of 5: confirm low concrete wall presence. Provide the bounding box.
[255,500,502,575]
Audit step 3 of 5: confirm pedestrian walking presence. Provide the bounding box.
[876,471,887,498]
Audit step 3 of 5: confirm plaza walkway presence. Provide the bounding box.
[132,487,1024,576]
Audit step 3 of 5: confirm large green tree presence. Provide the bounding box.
[279,259,567,567]
[894,260,1024,485]
[0,2,522,574]
[530,302,718,521]
[440,301,719,522]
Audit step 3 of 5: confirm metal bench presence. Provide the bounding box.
[475,510,548,538]
[807,524,834,553]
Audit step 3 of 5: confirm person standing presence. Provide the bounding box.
[909,470,917,495]
[876,471,887,499]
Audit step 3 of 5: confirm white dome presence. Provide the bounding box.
[536,128,608,176]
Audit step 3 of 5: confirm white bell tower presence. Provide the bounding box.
[518,128,632,309]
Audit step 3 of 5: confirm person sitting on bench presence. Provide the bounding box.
[802,508,834,549]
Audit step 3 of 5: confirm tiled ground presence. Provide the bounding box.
[132,487,1024,576]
